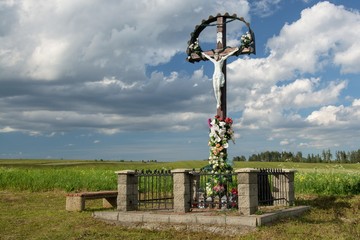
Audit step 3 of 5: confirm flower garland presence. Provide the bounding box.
[204,116,235,197]
[208,115,235,174]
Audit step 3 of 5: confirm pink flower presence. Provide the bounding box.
[208,118,212,128]
[213,184,225,193]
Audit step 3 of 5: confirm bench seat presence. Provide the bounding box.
[66,190,118,211]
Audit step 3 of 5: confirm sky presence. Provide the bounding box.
[1,0,360,161]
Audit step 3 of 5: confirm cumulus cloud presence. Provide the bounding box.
[250,0,282,17]
[1,0,360,159]
[239,77,346,129]
[226,1,360,152]
[0,0,250,136]
[0,0,250,82]
[266,1,360,74]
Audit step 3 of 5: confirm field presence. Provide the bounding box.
[1,159,360,239]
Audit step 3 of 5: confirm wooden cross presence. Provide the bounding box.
[186,14,255,120]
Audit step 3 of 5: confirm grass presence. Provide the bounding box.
[0,190,228,240]
[295,172,360,195]
[1,191,359,239]
[1,159,360,239]
[1,159,360,195]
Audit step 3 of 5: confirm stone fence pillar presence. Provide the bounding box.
[172,169,191,213]
[280,169,296,206]
[236,168,260,215]
[115,170,138,211]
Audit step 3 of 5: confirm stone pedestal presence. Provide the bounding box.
[172,169,191,213]
[236,168,260,215]
[115,170,138,211]
[282,169,296,206]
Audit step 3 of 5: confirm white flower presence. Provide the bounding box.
[218,128,226,137]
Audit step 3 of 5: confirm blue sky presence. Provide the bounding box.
[1,0,360,161]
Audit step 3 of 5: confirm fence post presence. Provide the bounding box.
[115,170,138,211]
[236,168,260,215]
[282,169,296,206]
[172,169,191,213]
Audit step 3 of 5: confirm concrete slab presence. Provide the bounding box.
[92,205,310,227]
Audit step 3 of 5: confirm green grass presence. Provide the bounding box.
[296,172,360,195]
[1,191,359,239]
[1,159,360,195]
[1,159,360,239]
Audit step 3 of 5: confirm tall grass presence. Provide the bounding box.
[0,167,117,192]
[295,172,360,195]
[1,160,360,195]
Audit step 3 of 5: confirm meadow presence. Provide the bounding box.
[1,159,360,239]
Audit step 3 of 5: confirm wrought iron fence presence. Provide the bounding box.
[132,168,289,212]
[257,168,287,206]
[189,171,238,210]
[136,169,173,210]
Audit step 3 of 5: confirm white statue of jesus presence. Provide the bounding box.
[202,47,239,108]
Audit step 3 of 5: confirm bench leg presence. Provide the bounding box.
[103,197,117,208]
[66,196,85,211]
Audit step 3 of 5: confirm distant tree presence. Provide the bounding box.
[248,154,260,162]
[233,155,246,161]
[321,149,332,163]
[295,152,303,162]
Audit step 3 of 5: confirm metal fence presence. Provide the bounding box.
[136,169,174,210]
[257,168,287,206]
[189,171,238,210]
[133,168,289,211]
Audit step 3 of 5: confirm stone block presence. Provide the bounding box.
[238,183,258,195]
[143,214,170,223]
[237,172,258,184]
[196,215,226,225]
[238,195,258,208]
[169,214,197,224]
[239,206,258,215]
[66,196,84,211]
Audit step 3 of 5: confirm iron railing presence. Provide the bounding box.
[189,171,238,210]
[136,169,173,210]
[133,168,290,211]
[257,168,287,206]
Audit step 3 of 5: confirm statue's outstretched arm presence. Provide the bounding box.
[222,47,239,61]
[201,52,216,63]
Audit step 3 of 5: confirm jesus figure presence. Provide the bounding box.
[202,48,239,108]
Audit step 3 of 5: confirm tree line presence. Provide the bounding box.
[233,149,360,163]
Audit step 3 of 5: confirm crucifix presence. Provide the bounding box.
[186,13,255,119]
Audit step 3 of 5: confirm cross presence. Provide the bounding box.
[186,13,255,119]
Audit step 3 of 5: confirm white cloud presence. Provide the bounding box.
[306,99,360,126]
[0,126,16,133]
[0,0,250,81]
[238,77,346,129]
[1,1,360,160]
[224,2,360,154]
[265,1,360,74]
[251,0,282,17]
[26,37,69,80]
[306,105,343,126]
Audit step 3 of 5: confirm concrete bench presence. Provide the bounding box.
[66,191,118,211]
